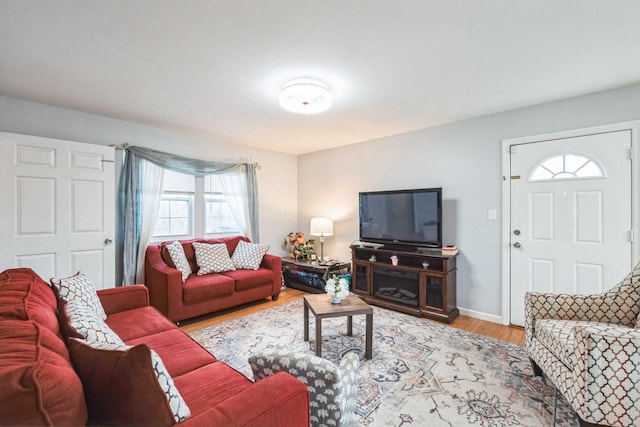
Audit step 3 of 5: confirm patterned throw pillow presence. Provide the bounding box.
[231,240,269,270]
[51,272,107,320]
[68,339,191,425]
[166,241,193,282]
[193,242,236,274]
[66,304,124,345]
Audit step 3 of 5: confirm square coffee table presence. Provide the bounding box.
[303,293,373,359]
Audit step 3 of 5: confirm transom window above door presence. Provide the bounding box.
[529,153,604,182]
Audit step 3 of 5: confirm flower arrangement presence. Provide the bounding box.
[282,232,316,260]
[325,275,349,303]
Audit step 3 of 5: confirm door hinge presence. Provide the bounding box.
[630,230,635,243]
[628,148,634,160]
[511,175,521,180]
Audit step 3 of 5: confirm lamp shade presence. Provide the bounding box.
[310,217,333,236]
[279,78,332,114]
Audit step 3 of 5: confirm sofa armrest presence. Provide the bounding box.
[260,254,281,271]
[178,372,309,427]
[571,324,640,426]
[97,285,149,315]
[145,245,185,319]
[524,290,635,347]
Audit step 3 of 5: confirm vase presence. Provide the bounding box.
[330,294,343,304]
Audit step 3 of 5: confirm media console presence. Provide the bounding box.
[350,244,458,323]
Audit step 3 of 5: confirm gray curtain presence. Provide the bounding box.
[120,146,259,285]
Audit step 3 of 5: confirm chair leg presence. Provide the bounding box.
[529,357,542,376]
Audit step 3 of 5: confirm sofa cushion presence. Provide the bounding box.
[166,241,193,282]
[193,242,236,274]
[0,268,60,334]
[69,338,191,426]
[0,320,87,426]
[106,305,178,342]
[51,272,108,320]
[222,268,275,292]
[231,240,269,270]
[126,328,217,377]
[182,274,235,304]
[172,361,254,416]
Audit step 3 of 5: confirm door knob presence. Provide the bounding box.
[513,242,521,249]
[104,238,113,245]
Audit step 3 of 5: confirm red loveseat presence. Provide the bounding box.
[145,236,282,322]
[0,268,309,426]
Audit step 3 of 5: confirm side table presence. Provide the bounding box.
[281,258,351,294]
[303,293,373,359]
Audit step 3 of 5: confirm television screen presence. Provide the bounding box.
[359,188,442,248]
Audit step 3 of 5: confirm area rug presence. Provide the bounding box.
[188,298,578,426]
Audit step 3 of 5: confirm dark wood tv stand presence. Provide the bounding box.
[350,244,458,323]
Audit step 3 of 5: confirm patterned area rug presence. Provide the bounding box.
[188,298,578,426]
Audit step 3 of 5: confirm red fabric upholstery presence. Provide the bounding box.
[222,268,275,292]
[182,273,235,304]
[0,268,88,426]
[0,268,309,426]
[126,329,217,377]
[106,305,177,342]
[68,339,179,426]
[145,236,282,322]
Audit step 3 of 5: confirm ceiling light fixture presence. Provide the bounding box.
[279,78,332,114]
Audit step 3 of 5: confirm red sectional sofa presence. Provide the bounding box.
[145,236,282,322]
[0,268,309,426]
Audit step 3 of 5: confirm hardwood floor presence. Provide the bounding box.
[179,288,525,346]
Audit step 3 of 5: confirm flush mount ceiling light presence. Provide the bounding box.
[279,78,332,114]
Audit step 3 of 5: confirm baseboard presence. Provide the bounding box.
[457,307,502,324]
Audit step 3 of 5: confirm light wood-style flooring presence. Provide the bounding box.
[179,288,525,346]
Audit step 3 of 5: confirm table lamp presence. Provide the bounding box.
[310,217,333,261]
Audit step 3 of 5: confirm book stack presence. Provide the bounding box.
[441,245,459,256]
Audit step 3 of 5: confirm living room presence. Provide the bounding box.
[2,2,640,426]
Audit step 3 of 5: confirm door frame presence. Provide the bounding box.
[500,121,640,325]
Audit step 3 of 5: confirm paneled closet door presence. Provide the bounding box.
[0,132,115,289]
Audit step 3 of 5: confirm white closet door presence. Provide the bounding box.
[0,132,115,289]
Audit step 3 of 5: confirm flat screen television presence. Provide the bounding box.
[359,187,442,249]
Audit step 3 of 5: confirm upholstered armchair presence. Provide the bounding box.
[249,349,360,427]
[525,262,640,427]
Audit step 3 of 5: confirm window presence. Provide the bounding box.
[152,170,240,240]
[529,153,604,182]
[205,175,241,234]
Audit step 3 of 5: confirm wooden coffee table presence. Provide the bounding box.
[303,293,373,359]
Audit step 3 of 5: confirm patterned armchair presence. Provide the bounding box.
[525,262,640,427]
[248,349,360,427]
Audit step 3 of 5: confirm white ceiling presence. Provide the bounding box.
[1,1,640,155]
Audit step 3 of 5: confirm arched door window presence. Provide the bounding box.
[529,153,605,182]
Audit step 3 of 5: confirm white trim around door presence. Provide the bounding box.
[501,121,640,325]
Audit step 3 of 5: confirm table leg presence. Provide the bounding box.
[303,303,309,342]
[365,313,373,359]
[315,317,322,357]
[347,315,353,336]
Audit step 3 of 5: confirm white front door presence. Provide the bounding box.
[509,130,633,326]
[0,132,115,289]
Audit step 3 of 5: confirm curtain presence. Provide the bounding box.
[120,145,259,285]
[218,166,250,239]
[134,159,164,283]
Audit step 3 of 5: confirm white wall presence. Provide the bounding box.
[298,83,640,322]
[0,96,298,284]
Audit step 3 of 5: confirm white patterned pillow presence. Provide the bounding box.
[231,240,269,270]
[166,241,192,282]
[51,272,107,320]
[193,242,236,274]
[66,304,124,345]
[68,339,191,424]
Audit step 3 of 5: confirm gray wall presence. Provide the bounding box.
[298,83,640,322]
[0,96,298,285]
